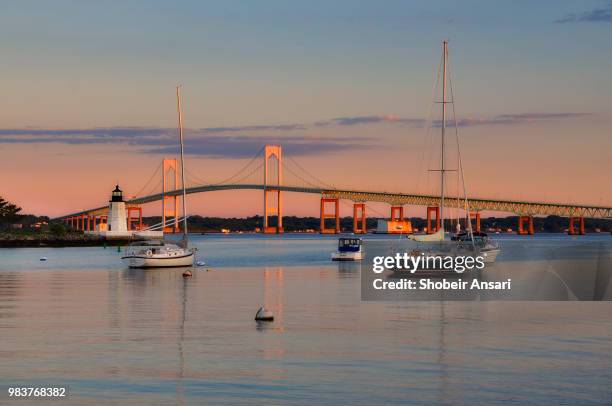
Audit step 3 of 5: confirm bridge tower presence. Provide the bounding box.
[263,145,283,233]
[162,158,180,233]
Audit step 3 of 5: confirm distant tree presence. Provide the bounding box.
[50,223,67,236]
[0,196,21,223]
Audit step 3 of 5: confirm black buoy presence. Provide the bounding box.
[255,306,274,322]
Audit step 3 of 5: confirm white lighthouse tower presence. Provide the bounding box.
[108,185,128,233]
[87,184,162,239]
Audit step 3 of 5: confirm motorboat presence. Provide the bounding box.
[331,237,364,261]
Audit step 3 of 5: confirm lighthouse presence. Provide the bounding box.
[108,185,128,232]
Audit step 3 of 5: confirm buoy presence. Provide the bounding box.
[206,268,213,272]
[182,270,192,278]
[195,261,206,267]
[255,306,274,322]
[40,257,48,261]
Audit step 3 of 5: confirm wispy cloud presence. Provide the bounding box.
[0,112,590,157]
[316,115,425,127]
[317,112,590,128]
[556,2,612,23]
[447,112,592,127]
[203,124,307,133]
[0,127,372,158]
[148,134,372,158]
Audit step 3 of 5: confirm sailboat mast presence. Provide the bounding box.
[440,40,448,233]
[176,85,188,239]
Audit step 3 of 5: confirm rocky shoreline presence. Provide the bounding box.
[0,232,132,248]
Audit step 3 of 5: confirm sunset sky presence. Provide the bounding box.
[1,1,611,218]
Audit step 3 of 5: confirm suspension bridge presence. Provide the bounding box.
[55,145,612,236]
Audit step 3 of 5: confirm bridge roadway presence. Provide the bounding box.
[55,183,612,220]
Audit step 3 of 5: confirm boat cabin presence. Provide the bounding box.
[338,237,363,252]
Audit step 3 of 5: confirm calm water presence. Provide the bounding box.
[1,234,612,405]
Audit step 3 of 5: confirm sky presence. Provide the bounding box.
[1,0,611,218]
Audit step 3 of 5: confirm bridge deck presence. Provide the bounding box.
[54,184,612,220]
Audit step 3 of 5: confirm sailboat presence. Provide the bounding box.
[409,41,500,262]
[121,86,196,268]
[410,40,452,243]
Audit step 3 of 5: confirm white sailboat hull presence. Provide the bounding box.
[409,229,445,242]
[482,248,500,264]
[122,252,194,268]
[331,251,364,261]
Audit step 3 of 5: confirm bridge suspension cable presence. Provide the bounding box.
[185,167,215,187]
[185,146,265,187]
[132,161,163,198]
[283,155,336,190]
[281,160,323,189]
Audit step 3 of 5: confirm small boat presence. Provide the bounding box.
[451,231,500,263]
[331,237,364,261]
[121,86,197,268]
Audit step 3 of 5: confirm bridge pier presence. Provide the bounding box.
[426,206,440,234]
[99,215,108,231]
[353,203,366,234]
[470,212,481,233]
[127,207,143,231]
[568,216,585,235]
[518,216,534,235]
[321,197,340,234]
[390,206,404,221]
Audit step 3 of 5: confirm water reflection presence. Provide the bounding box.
[0,272,22,321]
[1,236,612,404]
[336,261,361,277]
[363,240,612,301]
[176,275,188,406]
[257,269,285,339]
